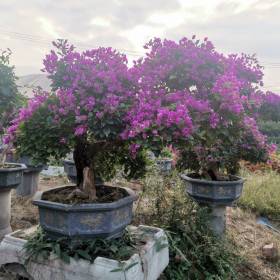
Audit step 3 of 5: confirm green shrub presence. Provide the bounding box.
[0,49,25,136]
[259,121,280,146]
[134,171,238,280]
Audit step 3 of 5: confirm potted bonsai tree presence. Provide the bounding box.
[0,49,26,239]
[125,37,273,234]
[5,40,148,239]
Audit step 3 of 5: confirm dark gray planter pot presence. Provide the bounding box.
[16,165,44,197]
[181,174,244,236]
[156,159,172,173]
[0,163,26,240]
[63,159,77,183]
[0,163,26,190]
[33,185,137,239]
[180,174,244,206]
[63,159,103,184]
[10,156,44,197]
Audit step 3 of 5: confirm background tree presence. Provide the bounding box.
[0,49,25,140]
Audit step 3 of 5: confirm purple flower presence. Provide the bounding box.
[74,125,87,136]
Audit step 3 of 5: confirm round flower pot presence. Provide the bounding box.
[63,159,103,184]
[181,174,244,236]
[0,163,26,240]
[180,174,244,206]
[156,159,173,173]
[33,185,137,239]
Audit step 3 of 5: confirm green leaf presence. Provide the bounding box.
[53,243,61,258]
[110,267,123,273]
[124,261,138,272]
[60,252,71,264]
[155,242,168,252]
[76,249,91,261]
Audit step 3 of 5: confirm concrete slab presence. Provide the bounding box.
[0,225,169,280]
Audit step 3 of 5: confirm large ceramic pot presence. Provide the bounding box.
[0,163,26,239]
[180,174,244,206]
[33,185,137,239]
[16,156,44,197]
[16,165,44,197]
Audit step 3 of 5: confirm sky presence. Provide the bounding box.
[0,0,280,92]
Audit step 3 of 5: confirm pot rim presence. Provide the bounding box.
[156,158,173,162]
[63,159,74,164]
[180,173,244,185]
[0,163,27,173]
[33,184,137,212]
[23,165,44,173]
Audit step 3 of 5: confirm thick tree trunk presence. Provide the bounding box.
[73,139,87,187]
[207,169,218,181]
[73,138,97,200]
[81,165,97,200]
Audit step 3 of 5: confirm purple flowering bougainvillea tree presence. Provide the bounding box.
[124,37,274,180]
[4,40,148,199]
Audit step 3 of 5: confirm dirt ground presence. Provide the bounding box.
[228,208,280,279]
[6,175,280,279]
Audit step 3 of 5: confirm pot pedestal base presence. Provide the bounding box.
[206,205,226,236]
[0,190,12,241]
[0,226,12,240]
[0,225,169,280]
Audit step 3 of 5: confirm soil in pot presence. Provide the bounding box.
[0,164,21,169]
[188,172,240,182]
[42,185,128,204]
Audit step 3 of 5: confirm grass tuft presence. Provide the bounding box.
[238,169,280,217]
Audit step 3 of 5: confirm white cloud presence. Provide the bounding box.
[37,17,60,38]
[90,17,111,27]
[148,12,185,28]
[0,0,278,91]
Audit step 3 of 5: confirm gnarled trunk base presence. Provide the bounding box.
[70,139,97,201]
[81,167,96,200]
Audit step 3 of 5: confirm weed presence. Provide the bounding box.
[24,228,138,265]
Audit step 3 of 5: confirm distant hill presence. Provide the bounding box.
[17,74,51,98]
